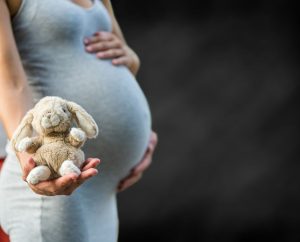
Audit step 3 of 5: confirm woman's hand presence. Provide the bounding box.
[84,31,140,76]
[19,152,100,196]
[117,131,158,192]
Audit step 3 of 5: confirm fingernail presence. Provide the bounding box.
[84,38,89,44]
[92,170,98,176]
[86,46,92,51]
[97,53,104,58]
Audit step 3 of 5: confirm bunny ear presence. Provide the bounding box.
[11,110,34,152]
[67,101,98,138]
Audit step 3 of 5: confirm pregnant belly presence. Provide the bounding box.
[34,56,152,183]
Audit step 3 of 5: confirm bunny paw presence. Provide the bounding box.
[27,173,40,185]
[26,166,51,185]
[70,128,86,142]
[59,160,81,177]
[17,137,32,152]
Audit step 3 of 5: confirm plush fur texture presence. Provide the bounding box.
[11,96,99,184]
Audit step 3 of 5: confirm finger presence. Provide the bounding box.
[76,168,98,185]
[81,157,94,167]
[149,132,159,150]
[84,32,114,44]
[112,56,131,66]
[131,141,156,175]
[134,131,157,164]
[94,31,115,38]
[60,168,99,195]
[22,157,36,181]
[132,155,152,175]
[118,173,142,192]
[53,173,79,188]
[96,48,125,59]
[85,40,122,52]
[80,157,100,168]
[130,132,158,175]
[81,158,101,171]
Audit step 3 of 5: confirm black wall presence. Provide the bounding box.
[112,1,299,241]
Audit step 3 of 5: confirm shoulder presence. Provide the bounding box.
[4,0,22,17]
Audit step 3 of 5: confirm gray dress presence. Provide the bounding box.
[0,0,152,241]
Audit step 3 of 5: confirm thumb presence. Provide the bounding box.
[22,157,36,181]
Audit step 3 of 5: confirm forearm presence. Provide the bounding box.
[102,0,126,43]
[102,0,141,75]
[0,81,33,139]
[112,17,141,76]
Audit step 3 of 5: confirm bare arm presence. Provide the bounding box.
[0,0,34,138]
[0,0,37,183]
[100,0,141,75]
[101,0,126,43]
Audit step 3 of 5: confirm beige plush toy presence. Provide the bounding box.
[11,96,99,185]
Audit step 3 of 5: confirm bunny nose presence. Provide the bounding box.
[50,114,60,126]
[41,113,60,129]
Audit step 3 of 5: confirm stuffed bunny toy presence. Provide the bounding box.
[11,96,99,185]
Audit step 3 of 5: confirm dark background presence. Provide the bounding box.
[112,1,299,241]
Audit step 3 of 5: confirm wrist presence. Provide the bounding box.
[125,45,140,76]
[130,54,140,76]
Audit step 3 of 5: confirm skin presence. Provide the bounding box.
[0,0,157,195]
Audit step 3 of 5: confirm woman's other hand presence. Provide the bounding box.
[84,31,140,76]
[19,154,100,196]
[117,131,158,192]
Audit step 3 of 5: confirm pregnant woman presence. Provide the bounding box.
[0,0,158,241]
